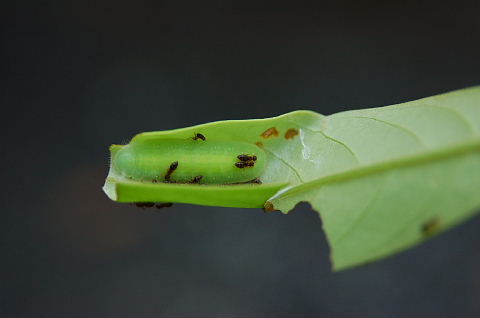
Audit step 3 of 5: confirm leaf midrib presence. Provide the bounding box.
[269,138,480,201]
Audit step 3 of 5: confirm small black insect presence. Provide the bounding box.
[165,161,178,181]
[235,162,255,168]
[192,133,206,141]
[422,217,441,237]
[229,177,263,185]
[237,154,257,162]
[135,202,155,209]
[189,175,203,183]
[235,162,247,168]
[155,202,173,209]
[237,154,250,162]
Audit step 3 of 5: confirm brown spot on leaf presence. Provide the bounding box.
[255,141,263,148]
[422,217,441,237]
[285,128,299,139]
[263,201,277,213]
[261,127,279,138]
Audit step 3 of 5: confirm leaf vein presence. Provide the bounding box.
[360,193,434,256]
[421,104,477,135]
[330,176,388,245]
[269,139,480,202]
[350,116,427,148]
[302,126,360,164]
[262,147,305,183]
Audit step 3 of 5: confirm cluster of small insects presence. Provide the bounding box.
[161,160,203,184]
[127,131,264,187]
[158,133,208,184]
[134,202,173,209]
[235,154,257,168]
[129,132,266,210]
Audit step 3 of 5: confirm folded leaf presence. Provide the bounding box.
[103,86,480,270]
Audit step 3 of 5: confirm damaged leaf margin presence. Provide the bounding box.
[103,86,480,270]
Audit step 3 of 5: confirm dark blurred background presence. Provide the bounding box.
[1,1,480,316]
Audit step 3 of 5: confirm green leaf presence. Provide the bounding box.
[268,86,480,270]
[103,110,320,207]
[103,86,480,270]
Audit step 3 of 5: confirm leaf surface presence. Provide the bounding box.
[103,86,480,270]
[268,86,480,270]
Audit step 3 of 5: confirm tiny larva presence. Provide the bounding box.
[112,134,266,184]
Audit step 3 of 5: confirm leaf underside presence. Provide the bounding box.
[104,86,480,270]
[268,86,480,270]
